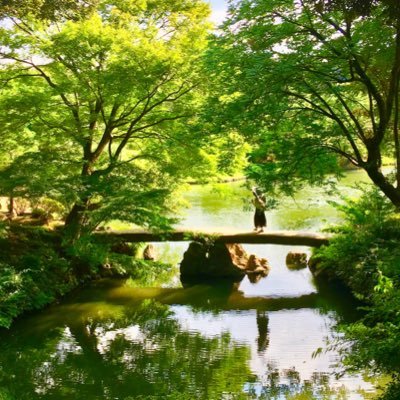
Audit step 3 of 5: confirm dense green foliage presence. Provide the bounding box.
[0,0,98,21]
[314,187,400,296]
[0,0,219,237]
[0,224,74,328]
[313,187,400,399]
[207,0,400,206]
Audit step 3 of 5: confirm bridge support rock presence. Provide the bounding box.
[180,241,270,281]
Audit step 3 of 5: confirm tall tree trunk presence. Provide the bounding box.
[64,146,94,239]
[64,197,90,239]
[392,20,400,187]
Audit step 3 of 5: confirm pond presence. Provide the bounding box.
[0,171,380,399]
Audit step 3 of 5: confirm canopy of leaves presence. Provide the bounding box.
[0,0,213,231]
[0,0,98,20]
[207,0,400,204]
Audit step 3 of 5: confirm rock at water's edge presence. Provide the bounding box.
[286,252,308,269]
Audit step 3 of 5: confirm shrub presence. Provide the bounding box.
[0,225,75,328]
[314,186,400,299]
[314,186,400,398]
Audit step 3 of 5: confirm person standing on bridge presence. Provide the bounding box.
[252,187,267,233]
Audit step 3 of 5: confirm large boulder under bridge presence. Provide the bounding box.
[180,241,270,282]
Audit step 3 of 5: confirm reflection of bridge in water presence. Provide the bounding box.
[98,229,331,247]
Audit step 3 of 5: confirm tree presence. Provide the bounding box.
[0,0,211,236]
[208,0,400,206]
[0,0,98,21]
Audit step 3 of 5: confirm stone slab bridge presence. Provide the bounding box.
[98,229,331,247]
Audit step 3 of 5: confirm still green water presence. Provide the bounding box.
[0,171,380,400]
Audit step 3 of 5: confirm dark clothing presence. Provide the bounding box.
[252,189,267,229]
[254,208,266,228]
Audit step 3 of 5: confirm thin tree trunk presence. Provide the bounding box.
[8,195,15,219]
[393,21,400,187]
[394,83,400,186]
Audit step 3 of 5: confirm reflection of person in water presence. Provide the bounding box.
[256,310,269,353]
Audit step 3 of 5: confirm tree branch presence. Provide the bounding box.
[324,81,367,143]
[0,53,83,133]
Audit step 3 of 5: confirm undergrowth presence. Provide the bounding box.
[0,223,170,328]
[313,186,400,400]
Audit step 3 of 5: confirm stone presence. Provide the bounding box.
[180,241,270,281]
[223,243,249,270]
[143,244,157,261]
[110,241,135,256]
[286,252,308,269]
[247,254,270,272]
[180,241,208,277]
[180,242,246,280]
[247,273,263,284]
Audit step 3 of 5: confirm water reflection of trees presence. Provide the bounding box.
[245,367,349,399]
[0,275,366,400]
[0,300,254,400]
